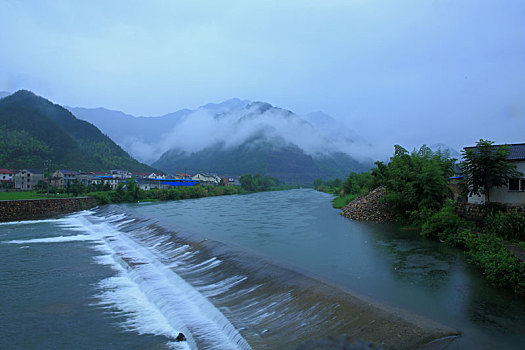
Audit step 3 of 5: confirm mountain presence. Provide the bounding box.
[69,98,374,183]
[0,90,156,172]
[153,138,371,183]
[429,143,461,159]
[67,98,250,164]
[0,91,11,99]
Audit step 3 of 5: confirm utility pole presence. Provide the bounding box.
[44,159,51,197]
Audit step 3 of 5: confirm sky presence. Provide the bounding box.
[1,0,524,158]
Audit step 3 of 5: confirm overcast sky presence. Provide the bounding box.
[1,0,524,157]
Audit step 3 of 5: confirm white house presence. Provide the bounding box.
[466,143,525,205]
[110,169,131,179]
[192,173,220,186]
[0,168,15,182]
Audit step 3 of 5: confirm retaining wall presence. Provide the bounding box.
[456,201,525,221]
[0,197,97,222]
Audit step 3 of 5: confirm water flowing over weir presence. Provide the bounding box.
[57,211,251,350]
[3,190,525,349]
[18,205,453,350]
[3,206,457,349]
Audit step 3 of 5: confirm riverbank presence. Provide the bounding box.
[337,188,525,296]
[0,197,97,222]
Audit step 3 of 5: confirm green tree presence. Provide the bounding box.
[239,174,255,191]
[461,139,522,203]
[313,178,323,190]
[381,145,455,223]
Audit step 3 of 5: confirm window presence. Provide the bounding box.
[509,179,520,191]
[521,179,525,192]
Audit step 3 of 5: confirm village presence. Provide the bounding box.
[0,168,241,192]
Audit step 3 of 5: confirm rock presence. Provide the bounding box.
[176,333,186,342]
[340,186,394,222]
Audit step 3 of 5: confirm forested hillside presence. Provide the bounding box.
[153,137,372,183]
[0,90,155,171]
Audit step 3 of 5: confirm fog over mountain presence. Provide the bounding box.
[69,99,376,167]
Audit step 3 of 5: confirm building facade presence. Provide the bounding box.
[466,143,525,205]
[14,169,44,190]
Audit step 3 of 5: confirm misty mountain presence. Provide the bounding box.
[429,143,461,159]
[0,91,11,99]
[153,137,370,183]
[0,90,155,172]
[69,98,373,182]
[67,98,251,164]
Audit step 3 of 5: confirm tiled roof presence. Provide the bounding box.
[0,168,15,174]
[508,144,525,160]
[464,143,525,161]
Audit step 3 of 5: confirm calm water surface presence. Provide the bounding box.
[1,189,524,349]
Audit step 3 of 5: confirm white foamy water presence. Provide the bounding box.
[58,212,252,350]
[0,218,66,226]
[3,234,98,244]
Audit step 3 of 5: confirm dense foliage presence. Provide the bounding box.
[421,201,473,247]
[374,145,455,224]
[484,210,525,241]
[421,202,525,295]
[239,173,281,192]
[461,139,522,202]
[0,90,155,172]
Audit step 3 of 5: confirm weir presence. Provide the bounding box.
[60,212,252,350]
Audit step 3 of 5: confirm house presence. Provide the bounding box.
[465,143,525,205]
[176,173,193,179]
[221,176,241,186]
[0,168,16,188]
[93,176,121,190]
[110,169,131,179]
[147,172,165,179]
[132,172,150,180]
[14,169,44,190]
[192,173,220,186]
[78,172,96,186]
[51,170,79,188]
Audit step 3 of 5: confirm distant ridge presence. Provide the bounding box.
[0,90,156,171]
[69,97,374,183]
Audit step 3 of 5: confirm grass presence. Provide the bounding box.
[0,191,73,200]
[332,193,358,209]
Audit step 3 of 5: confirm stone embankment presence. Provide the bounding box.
[340,186,394,222]
[0,197,97,222]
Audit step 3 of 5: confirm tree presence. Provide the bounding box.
[239,174,255,191]
[380,145,455,223]
[461,139,523,203]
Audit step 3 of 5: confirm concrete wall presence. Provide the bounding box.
[489,161,525,204]
[0,197,97,222]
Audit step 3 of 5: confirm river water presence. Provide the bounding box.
[1,189,524,349]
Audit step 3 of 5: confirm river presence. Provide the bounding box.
[0,189,523,349]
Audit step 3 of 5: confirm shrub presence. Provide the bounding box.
[465,233,525,295]
[88,191,111,205]
[421,200,473,243]
[484,210,525,241]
